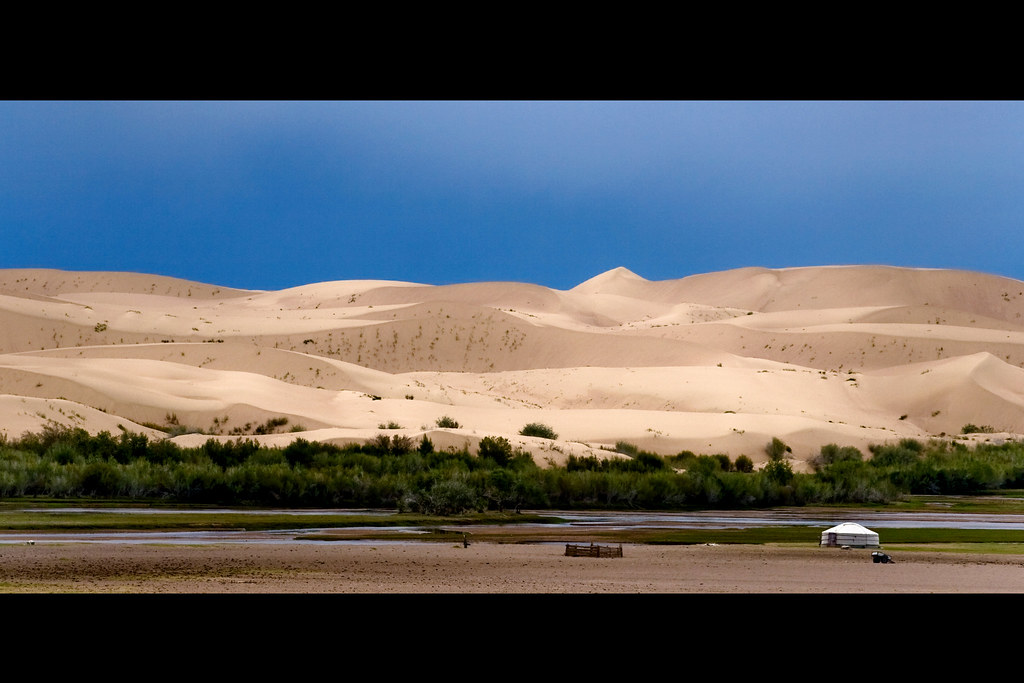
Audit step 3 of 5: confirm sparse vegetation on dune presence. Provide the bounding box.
[519,422,557,440]
[962,423,996,434]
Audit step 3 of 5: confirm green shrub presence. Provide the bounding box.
[45,441,79,465]
[435,416,461,429]
[765,437,791,462]
[634,452,668,472]
[370,434,392,454]
[566,454,603,472]
[734,455,754,473]
[520,422,558,440]
[416,477,480,515]
[811,443,864,472]
[614,441,639,457]
[899,438,924,452]
[762,459,794,485]
[167,423,205,437]
[869,442,922,468]
[962,423,995,434]
[203,438,258,468]
[390,434,414,454]
[254,417,289,435]
[678,454,723,475]
[478,436,514,467]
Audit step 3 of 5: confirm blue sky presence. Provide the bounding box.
[2,100,1022,291]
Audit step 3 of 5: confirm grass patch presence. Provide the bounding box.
[867,528,1024,544]
[882,494,1024,515]
[636,526,816,545]
[0,504,565,533]
[884,542,1024,555]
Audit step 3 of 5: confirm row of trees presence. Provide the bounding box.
[3,424,1024,513]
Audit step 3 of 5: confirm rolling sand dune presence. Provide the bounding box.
[3,265,1024,469]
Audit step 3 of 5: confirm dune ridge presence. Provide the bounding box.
[2,265,1024,469]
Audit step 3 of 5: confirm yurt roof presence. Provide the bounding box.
[822,522,878,535]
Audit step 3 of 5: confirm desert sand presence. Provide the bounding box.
[5,267,1024,597]
[1,539,1022,593]
[3,265,1024,468]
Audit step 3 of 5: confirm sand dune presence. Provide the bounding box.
[2,265,1024,469]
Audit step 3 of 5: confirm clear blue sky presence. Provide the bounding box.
[2,100,1022,291]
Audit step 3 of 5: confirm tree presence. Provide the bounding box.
[370,433,392,454]
[416,477,480,515]
[478,436,513,467]
[811,443,864,472]
[390,434,414,454]
[763,459,794,485]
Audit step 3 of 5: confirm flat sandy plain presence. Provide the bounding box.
[2,539,1023,593]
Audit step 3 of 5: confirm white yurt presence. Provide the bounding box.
[820,522,880,548]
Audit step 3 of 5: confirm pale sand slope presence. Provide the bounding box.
[2,265,1024,468]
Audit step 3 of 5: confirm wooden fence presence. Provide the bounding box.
[564,542,623,558]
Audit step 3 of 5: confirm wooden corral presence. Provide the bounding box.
[564,542,623,558]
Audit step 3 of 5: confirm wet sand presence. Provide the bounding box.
[1,540,1023,593]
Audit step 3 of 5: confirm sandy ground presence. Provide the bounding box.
[1,540,1023,593]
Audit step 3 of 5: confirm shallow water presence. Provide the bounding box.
[550,509,1024,530]
[0,530,417,546]
[3,507,1024,546]
[20,507,393,516]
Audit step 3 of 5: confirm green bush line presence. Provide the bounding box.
[5,427,1024,514]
